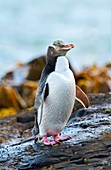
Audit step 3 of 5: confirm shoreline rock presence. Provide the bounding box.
[0,93,111,169]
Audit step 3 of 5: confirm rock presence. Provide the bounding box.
[26,56,46,81]
[17,109,34,123]
[2,56,46,84]
[0,132,111,169]
[88,92,111,105]
[76,64,111,93]
[1,93,111,169]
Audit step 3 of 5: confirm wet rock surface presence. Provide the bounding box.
[0,93,111,169]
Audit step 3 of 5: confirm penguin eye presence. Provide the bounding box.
[49,46,53,49]
[48,46,55,51]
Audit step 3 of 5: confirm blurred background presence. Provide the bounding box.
[0,0,111,78]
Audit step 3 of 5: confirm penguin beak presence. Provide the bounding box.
[61,44,74,51]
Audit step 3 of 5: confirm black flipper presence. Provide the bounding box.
[44,83,49,100]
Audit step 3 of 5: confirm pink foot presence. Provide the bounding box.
[54,134,71,142]
[42,136,56,145]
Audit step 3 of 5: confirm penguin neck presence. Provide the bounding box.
[45,57,57,74]
[55,56,69,72]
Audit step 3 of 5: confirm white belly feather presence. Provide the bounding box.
[38,57,76,137]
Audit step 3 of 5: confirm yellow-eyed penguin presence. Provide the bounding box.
[32,40,89,145]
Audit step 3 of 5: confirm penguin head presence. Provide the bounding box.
[46,40,74,64]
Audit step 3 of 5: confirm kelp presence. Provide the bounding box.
[0,107,16,118]
[76,64,111,93]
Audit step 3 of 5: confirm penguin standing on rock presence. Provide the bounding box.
[32,40,89,145]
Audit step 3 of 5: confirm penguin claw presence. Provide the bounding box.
[54,134,71,142]
[42,136,57,146]
[44,141,57,146]
[42,135,71,146]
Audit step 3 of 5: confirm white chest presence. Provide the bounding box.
[45,68,76,113]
